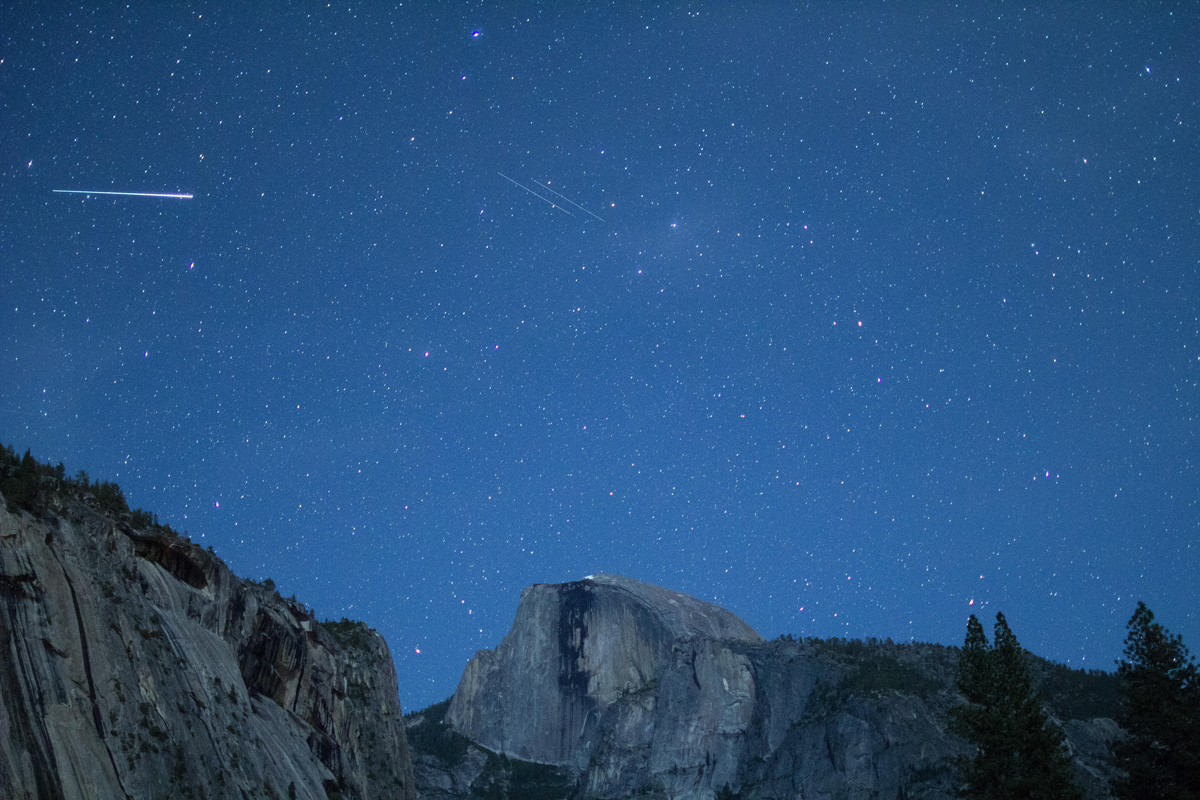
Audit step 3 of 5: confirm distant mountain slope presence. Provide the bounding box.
[413,574,1120,800]
[0,453,415,800]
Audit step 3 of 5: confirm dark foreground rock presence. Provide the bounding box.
[0,494,415,800]
[416,574,1120,800]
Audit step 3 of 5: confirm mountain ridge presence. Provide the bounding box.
[417,574,1120,800]
[0,445,1122,800]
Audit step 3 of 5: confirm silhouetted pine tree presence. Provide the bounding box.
[715,783,738,800]
[1,449,41,513]
[93,479,129,516]
[949,612,1082,800]
[1110,602,1200,800]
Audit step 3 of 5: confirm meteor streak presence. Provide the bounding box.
[53,189,193,199]
[497,173,571,215]
[538,182,605,221]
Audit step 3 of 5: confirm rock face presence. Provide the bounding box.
[446,574,762,773]
[0,494,415,800]
[406,698,576,800]
[434,574,1119,800]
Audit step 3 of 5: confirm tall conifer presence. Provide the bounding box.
[1110,602,1200,800]
[950,612,1082,800]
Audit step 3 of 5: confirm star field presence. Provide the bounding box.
[2,3,1196,710]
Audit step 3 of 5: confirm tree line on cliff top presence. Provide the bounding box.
[3,442,1198,798]
[0,442,169,532]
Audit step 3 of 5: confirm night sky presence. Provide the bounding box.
[3,3,1196,711]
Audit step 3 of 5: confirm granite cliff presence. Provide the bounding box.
[446,574,763,772]
[0,482,415,799]
[413,574,1119,800]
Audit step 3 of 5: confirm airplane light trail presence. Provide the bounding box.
[497,173,571,216]
[53,189,193,199]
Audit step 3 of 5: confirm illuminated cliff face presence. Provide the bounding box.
[0,498,416,800]
[437,575,1121,800]
[446,574,762,772]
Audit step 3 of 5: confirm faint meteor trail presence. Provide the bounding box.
[53,189,193,199]
[538,182,605,221]
[497,173,571,215]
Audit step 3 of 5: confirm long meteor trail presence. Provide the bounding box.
[497,173,571,216]
[53,189,193,199]
[538,182,605,221]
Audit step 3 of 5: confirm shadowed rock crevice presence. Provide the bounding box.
[56,564,132,798]
[129,533,208,590]
[0,597,65,800]
[0,572,37,597]
[239,610,307,705]
[58,569,104,737]
[557,581,591,694]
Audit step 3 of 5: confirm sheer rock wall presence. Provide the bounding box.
[446,574,762,773]
[0,496,415,800]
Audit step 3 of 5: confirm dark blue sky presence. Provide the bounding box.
[3,3,1196,710]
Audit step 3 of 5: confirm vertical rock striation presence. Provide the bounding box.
[0,494,415,800]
